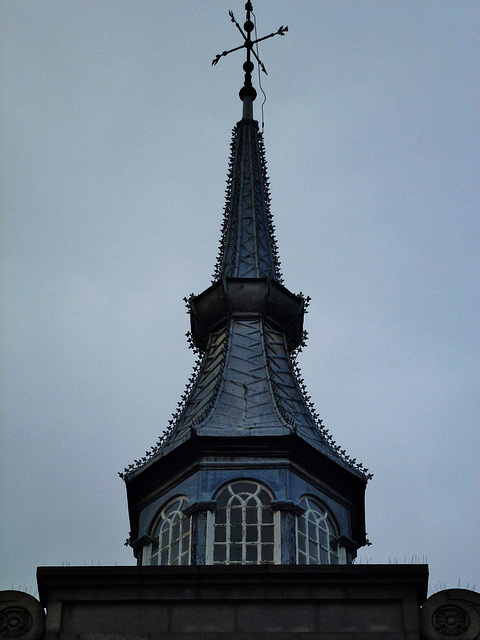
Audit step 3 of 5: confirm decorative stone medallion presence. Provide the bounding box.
[433,605,471,636]
[0,592,44,640]
[0,607,33,638]
[421,589,480,640]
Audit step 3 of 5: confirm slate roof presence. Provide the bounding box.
[122,114,369,482]
[214,120,281,281]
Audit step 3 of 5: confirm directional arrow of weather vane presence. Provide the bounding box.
[212,6,288,75]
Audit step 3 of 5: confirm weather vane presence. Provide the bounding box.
[212,1,288,106]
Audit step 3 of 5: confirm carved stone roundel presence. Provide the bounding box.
[0,591,44,640]
[421,589,480,640]
[0,607,33,638]
[432,605,471,636]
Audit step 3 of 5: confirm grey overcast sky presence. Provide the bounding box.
[1,1,478,593]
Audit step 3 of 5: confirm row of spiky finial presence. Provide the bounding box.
[212,122,284,284]
[118,330,203,480]
[119,328,372,482]
[288,331,373,480]
[120,118,371,481]
[119,291,372,481]
[254,303,371,481]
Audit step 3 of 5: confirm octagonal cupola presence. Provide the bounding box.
[122,1,370,568]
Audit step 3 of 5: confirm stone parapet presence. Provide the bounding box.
[37,564,428,640]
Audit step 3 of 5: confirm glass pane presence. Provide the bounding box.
[298,532,306,553]
[231,525,242,543]
[232,481,256,494]
[152,538,159,555]
[214,525,226,542]
[161,531,169,550]
[182,518,190,535]
[246,507,257,524]
[263,544,274,562]
[230,508,242,525]
[172,521,180,542]
[160,549,169,565]
[329,538,338,552]
[180,554,189,565]
[309,540,318,561]
[171,541,179,561]
[330,554,339,565]
[216,490,229,508]
[298,553,307,565]
[262,508,273,524]
[181,536,189,553]
[258,489,271,505]
[213,545,226,563]
[246,545,257,563]
[318,530,327,549]
[216,508,227,524]
[320,548,328,564]
[246,526,258,542]
[308,521,316,540]
[230,545,242,562]
[297,516,306,534]
[262,525,274,543]
[150,554,158,566]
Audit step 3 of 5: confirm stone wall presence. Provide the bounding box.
[36,565,428,640]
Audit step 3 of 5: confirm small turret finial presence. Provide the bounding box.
[212,2,288,119]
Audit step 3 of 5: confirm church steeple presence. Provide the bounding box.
[123,2,369,568]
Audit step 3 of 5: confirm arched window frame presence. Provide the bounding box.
[142,496,191,566]
[206,480,280,565]
[296,496,346,565]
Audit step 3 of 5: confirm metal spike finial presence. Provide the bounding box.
[212,2,288,117]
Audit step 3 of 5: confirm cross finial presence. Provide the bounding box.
[212,2,288,118]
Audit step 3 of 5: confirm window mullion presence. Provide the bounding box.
[226,502,231,564]
[257,501,262,562]
[242,502,247,563]
[316,515,323,564]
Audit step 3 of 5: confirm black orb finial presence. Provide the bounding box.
[212,2,289,115]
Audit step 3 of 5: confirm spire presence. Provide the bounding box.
[123,4,369,567]
[121,2,369,482]
[213,120,280,280]
[209,4,288,280]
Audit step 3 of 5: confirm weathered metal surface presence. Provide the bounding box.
[140,317,352,472]
[189,278,304,352]
[213,121,282,281]
[123,110,368,484]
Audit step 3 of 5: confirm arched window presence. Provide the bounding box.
[296,497,339,565]
[145,496,191,566]
[211,480,277,565]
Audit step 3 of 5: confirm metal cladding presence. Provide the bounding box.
[189,278,304,352]
[121,114,370,483]
[214,120,282,281]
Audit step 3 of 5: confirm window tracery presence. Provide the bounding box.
[144,496,191,566]
[210,480,277,565]
[296,497,339,565]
